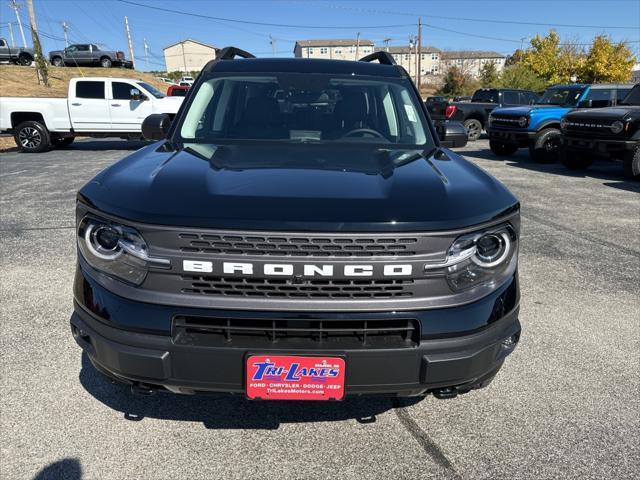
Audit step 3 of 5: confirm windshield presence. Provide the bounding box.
[619,85,640,105]
[537,87,586,106]
[472,89,499,103]
[137,82,165,99]
[178,73,431,146]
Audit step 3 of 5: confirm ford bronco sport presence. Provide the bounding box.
[71,48,521,401]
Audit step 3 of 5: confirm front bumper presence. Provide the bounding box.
[71,266,521,398]
[561,135,637,157]
[488,128,536,147]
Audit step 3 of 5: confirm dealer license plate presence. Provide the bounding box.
[246,355,345,401]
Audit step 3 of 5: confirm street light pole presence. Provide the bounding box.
[7,22,15,47]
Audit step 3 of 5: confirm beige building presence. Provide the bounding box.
[386,46,441,78]
[164,39,218,73]
[440,51,506,78]
[294,39,374,61]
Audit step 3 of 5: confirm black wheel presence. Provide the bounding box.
[51,136,75,148]
[100,57,112,68]
[18,52,33,66]
[622,145,640,180]
[14,121,51,153]
[489,140,518,156]
[464,118,482,141]
[529,128,561,163]
[51,56,64,67]
[559,149,594,170]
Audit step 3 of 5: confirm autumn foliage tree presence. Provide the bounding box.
[479,61,499,87]
[580,36,635,83]
[522,30,583,85]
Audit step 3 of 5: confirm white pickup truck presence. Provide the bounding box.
[0,77,184,152]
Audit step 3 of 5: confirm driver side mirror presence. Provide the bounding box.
[142,114,171,140]
[577,99,592,108]
[437,121,468,148]
[130,88,147,101]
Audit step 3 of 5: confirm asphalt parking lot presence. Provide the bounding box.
[1,138,638,480]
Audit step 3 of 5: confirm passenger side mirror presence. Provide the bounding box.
[437,121,468,149]
[577,99,592,108]
[142,114,171,141]
[529,99,536,105]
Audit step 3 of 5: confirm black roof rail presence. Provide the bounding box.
[216,47,256,60]
[358,51,396,65]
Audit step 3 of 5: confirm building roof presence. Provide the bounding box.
[386,45,440,54]
[441,50,505,60]
[295,39,375,48]
[164,39,217,51]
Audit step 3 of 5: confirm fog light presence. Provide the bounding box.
[502,334,519,350]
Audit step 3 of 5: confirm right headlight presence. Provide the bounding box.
[425,223,518,292]
[610,121,624,134]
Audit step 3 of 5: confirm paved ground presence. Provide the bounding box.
[1,139,638,480]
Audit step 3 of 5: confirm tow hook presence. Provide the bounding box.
[131,382,155,396]
[433,387,458,399]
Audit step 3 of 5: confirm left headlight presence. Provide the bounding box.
[425,223,518,292]
[610,121,624,134]
[77,216,169,285]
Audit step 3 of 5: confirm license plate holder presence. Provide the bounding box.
[246,355,346,401]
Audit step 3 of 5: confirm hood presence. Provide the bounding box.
[153,96,184,114]
[79,142,518,232]
[564,106,638,121]
[492,105,567,117]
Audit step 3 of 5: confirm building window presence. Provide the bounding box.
[457,59,463,65]
[362,48,370,54]
[308,48,314,54]
[320,47,327,54]
[431,66,439,73]
[432,53,438,60]
[404,54,409,60]
[421,54,425,60]
[335,48,342,54]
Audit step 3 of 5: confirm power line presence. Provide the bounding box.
[116,0,415,29]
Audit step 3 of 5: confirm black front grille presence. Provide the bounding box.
[491,115,524,128]
[177,232,420,257]
[180,275,415,298]
[173,316,420,349]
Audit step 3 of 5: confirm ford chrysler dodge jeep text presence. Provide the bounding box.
[70,48,522,401]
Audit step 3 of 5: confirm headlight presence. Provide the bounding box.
[560,118,568,130]
[518,116,529,127]
[610,121,624,134]
[425,223,518,292]
[77,216,169,285]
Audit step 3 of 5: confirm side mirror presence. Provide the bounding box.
[142,113,171,141]
[130,88,146,101]
[529,99,536,105]
[577,99,592,108]
[437,120,468,148]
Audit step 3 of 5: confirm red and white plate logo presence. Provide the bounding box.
[246,355,345,401]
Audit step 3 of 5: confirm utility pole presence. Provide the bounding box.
[269,35,276,57]
[408,36,414,80]
[61,21,69,47]
[9,0,27,47]
[26,0,48,85]
[180,41,187,73]
[382,38,391,52]
[417,17,422,90]
[7,22,15,47]
[143,38,149,69]
[124,16,135,69]
[355,31,360,60]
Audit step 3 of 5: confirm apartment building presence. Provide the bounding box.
[386,46,441,78]
[164,39,218,73]
[294,39,374,61]
[440,51,506,78]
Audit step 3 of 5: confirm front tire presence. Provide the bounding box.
[622,145,640,180]
[530,128,561,163]
[100,57,113,68]
[464,118,482,141]
[14,121,51,153]
[51,56,64,67]
[559,149,593,170]
[489,140,518,156]
[18,53,33,66]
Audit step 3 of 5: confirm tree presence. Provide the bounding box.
[580,36,635,83]
[498,64,546,93]
[505,49,525,66]
[522,30,583,86]
[440,66,465,96]
[26,0,48,86]
[479,61,499,87]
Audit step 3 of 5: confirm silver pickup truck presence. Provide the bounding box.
[0,38,34,65]
[49,44,133,68]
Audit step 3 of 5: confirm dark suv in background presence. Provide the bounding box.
[560,83,640,179]
[49,44,133,68]
[427,88,539,141]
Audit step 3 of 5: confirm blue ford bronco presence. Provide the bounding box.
[487,84,633,163]
[70,48,521,401]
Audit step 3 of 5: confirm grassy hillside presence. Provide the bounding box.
[0,65,167,98]
[0,65,169,151]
